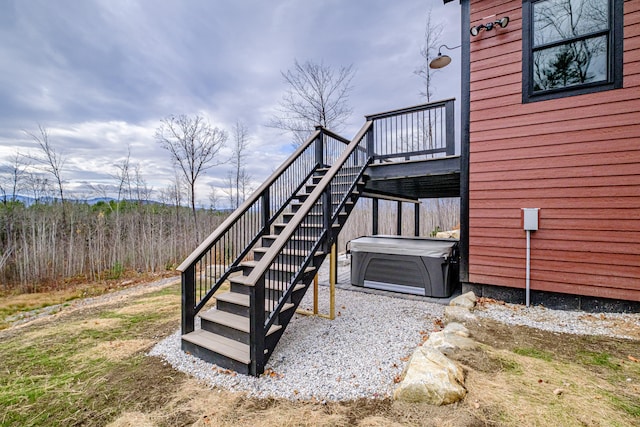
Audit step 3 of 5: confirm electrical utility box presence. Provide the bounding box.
[522,208,539,231]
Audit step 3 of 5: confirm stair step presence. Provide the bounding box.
[240,259,316,273]
[216,291,294,312]
[253,247,326,258]
[182,329,250,365]
[200,309,282,336]
[230,275,306,290]
[274,222,325,230]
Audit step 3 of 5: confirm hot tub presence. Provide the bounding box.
[349,235,459,297]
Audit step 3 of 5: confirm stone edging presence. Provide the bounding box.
[393,291,478,405]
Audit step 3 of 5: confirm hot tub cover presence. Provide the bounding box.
[349,235,457,259]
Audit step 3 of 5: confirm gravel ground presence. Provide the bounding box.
[150,286,444,401]
[149,281,640,401]
[473,298,640,340]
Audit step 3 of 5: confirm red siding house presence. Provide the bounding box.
[448,0,640,308]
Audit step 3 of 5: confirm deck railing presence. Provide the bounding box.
[246,121,373,374]
[365,98,455,161]
[177,128,350,334]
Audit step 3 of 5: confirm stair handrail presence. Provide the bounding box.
[178,128,350,334]
[247,120,373,374]
[177,129,322,273]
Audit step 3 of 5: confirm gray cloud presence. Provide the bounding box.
[0,0,461,206]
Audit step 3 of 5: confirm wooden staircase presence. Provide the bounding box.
[179,126,371,375]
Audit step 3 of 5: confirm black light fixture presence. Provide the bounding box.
[429,44,461,69]
[470,16,509,36]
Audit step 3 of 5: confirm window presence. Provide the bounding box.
[522,0,623,102]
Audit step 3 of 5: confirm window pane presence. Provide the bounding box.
[533,36,608,91]
[533,0,609,46]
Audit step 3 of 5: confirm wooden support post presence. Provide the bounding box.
[296,247,337,320]
[313,273,319,315]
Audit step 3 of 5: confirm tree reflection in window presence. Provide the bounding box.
[532,0,609,92]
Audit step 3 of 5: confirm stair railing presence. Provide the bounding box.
[246,121,373,375]
[365,98,455,161]
[178,128,350,335]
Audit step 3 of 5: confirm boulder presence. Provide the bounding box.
[424,331,477,355]
[394,346,466,405]
[443,322,471,338]
[449,291,477,309]
[444,305,477,324]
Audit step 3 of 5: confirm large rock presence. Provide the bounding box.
[443,322,471,338]
[424,331,477,355]
[444,305,477,324]
[449,291,477,309]
[394,346,466,405]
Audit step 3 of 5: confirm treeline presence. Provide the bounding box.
[0,200,227,293]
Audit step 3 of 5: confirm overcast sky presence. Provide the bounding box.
[0,0,461,206]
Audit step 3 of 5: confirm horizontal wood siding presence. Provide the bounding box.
[468,0,640,301]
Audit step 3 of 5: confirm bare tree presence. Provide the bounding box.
[112,146,133,203]
[269,59,355,146]
[208,187,220,211]
[133,163,152,203]
[155,114,227,231]
[415,6,444,102]
[0,151,28,203]
[231,121,251,209]
[25,172,52,204]
[27,125,68,224]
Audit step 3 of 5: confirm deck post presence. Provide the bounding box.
[445,99,455,156]
[397,201,403,235]
[366,126,374,161]
[323,187,332,251]
[249,277,266,376]
[313,274,319,315]
[315,126,324,166]
[372,198,379,235]
[329,243,337,320]
[414,202,420,236]
[261,190,270,235]
[181,265,196,335]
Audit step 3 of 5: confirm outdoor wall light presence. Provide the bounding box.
[470,16,509,36]
[429,44,461,69]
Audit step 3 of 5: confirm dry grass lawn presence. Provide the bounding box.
[1,280,638,426]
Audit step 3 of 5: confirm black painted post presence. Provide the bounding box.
[249,278,266,376]
[315,126,324,167]
[372,198,379,235]
[397,201,402,236]
[414,202,420,237]
[323,186,332,248]
[366,126,374,161]
[445,99,455,156]
[181,266,196,335]
[261,190,270,235]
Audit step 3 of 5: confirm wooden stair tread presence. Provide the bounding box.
[216,291,295,311]
[229,275,305,291]
[200,309,282,336]
[239,261,316,274]
[182,329,250,364]
[253,247,326,257]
